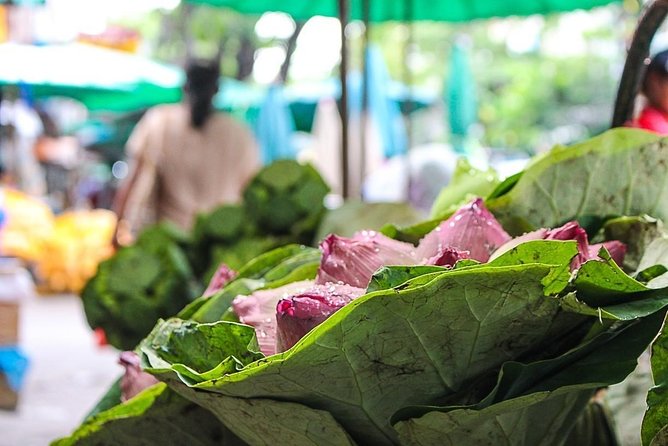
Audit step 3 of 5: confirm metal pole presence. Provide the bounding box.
[360,0,370,201]
[403,0,414,203]
[338,0,350,199]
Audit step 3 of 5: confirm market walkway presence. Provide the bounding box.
[0,293,120,446]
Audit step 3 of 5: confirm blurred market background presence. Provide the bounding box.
[0,0,662,444]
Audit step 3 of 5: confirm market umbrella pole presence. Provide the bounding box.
[339,0,351,199]
[360,0,370,201]
[403,0,414,203]
[612,0,668,128]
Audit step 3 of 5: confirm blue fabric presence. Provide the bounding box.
[221,47,411,162]
[364,46,408,158]
[253,84,297,165]
[19,84,35,108]
[0,346,29,391]
[346,46,408,159]
[445,42,477,154]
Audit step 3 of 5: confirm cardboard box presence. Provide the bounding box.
[0,302,18,346]
[0,372,18,411]
[0,259,29,412]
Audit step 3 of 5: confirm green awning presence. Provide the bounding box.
[0,0,45,5]
[22,84,181,112]
[0,42,183,112]
[186,0,621,22]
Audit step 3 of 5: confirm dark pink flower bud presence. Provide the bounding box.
[276,283,365,352]
[588,241,627,267]
[203,263,237,297]
[488,228,549,261]
[316,231,418,288]
[232,280,315,356]
[417,198,511,263]
[424,246,471,267]
[543,221,590,269]
[119,351,159,402]
[491,221,626,270]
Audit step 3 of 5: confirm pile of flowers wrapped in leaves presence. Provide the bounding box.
[57,129,668,446]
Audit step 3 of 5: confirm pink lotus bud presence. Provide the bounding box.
[543,221,590,269]
[232,280,315,356]
[316,231,418,288]
[276,283,365,352]
[488,228,549,261]
[588,241,627,267]
[490,221,626,270]
[203,263,237,297]
[423,246,471,267]
[119,351,159,402]
[417,198,511,263]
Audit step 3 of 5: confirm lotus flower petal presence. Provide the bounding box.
[232,280,315,356]
[542,221,589,268]
[119,351,159,402]
[316,231,418,288]
[423,246,471,267]
[203,263,237,297]
[276,283,365,352]
[588,241,627,267]
[488,229,549,261]
[417,198,511,263]
[491,221,627,269]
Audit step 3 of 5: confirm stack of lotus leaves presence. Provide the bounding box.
[57,129,668,446]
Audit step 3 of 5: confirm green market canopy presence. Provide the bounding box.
[186,0,621,22]
[0,42,183,112]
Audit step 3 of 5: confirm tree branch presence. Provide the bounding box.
[278,22,305,84]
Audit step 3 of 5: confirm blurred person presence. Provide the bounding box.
[628,49,668,134]
[0,90,47,196]
[112,59,260,245]
[32,106,81,211]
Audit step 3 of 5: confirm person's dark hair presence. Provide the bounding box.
[643,49,668,94]
[184,59,220,129]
